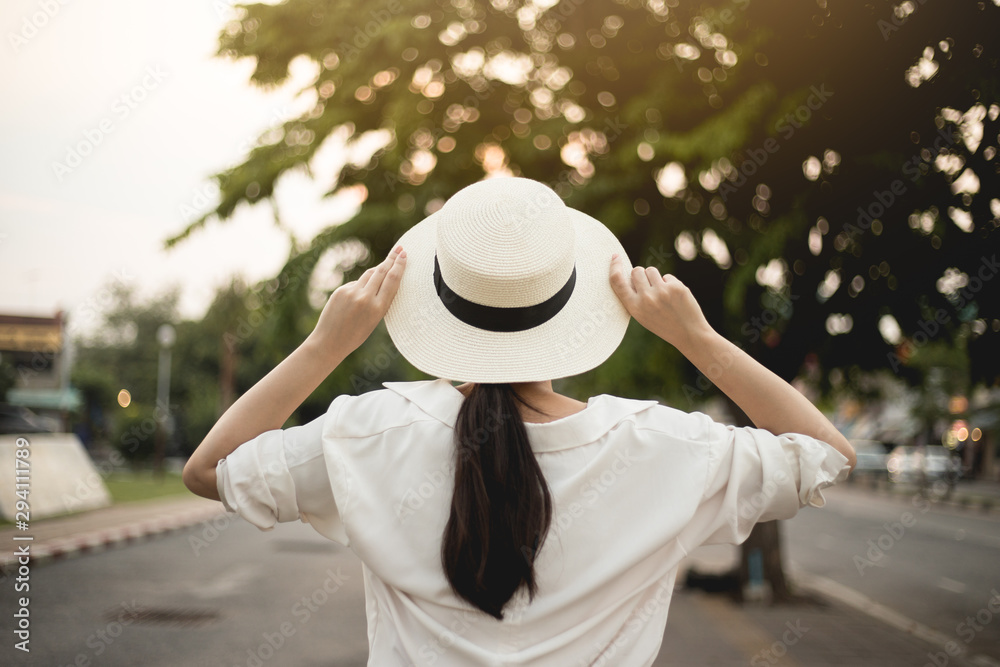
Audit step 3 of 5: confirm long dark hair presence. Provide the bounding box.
[442,383,553,620]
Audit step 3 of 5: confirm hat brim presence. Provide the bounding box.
[384,208,633,383]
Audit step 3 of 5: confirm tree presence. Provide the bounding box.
[71,283,182,463]
[166,0,1000,602]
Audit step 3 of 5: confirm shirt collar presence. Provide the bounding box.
[381,379,659,453]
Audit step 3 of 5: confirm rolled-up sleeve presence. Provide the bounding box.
[215,412,344,542]
[681,412,852,547]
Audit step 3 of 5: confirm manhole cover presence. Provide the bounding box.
[104,605,221,628]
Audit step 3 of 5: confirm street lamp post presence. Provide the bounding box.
[153,323,175,478]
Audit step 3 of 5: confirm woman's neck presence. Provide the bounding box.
[453,380,586,423]
[454,380,553,398]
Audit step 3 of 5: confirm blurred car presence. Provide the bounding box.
[847,439,889,480]
[886,445,961,488]
[0,404,54,435]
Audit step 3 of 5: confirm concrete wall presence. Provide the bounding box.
[0,433,112,521]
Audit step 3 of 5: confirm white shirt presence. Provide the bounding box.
[216,378,851,666]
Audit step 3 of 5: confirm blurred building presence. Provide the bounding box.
[0,311,80,431]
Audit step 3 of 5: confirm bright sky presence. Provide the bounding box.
[0,0,361,334]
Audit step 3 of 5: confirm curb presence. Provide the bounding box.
[789,569,1000,667]
[0,504,226,575]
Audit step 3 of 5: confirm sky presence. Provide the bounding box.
[0,0,363,335]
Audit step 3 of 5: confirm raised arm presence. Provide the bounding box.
[608,254,856,470]
[182,246,407,500]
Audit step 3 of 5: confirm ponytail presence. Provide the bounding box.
[442,383,553,620]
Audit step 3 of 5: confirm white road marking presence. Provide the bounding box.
[787,566,984,667]
[938,577,967,594]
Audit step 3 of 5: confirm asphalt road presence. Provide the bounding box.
[0,518,371,667]
[784,483,1000,661]
[2,482,997,666]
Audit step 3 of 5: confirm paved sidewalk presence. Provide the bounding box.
[3,494,997,666]
[0,494,225,573]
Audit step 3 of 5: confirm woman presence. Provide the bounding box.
[183,177,856,666]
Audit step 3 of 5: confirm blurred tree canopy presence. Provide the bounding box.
[71,275,416,458]
[167,0,1000,409]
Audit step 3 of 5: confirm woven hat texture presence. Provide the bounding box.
[384,177,632,383]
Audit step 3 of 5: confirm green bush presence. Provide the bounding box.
[113,402,159,464]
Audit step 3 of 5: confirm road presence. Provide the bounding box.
[0,518,371,666]
[784,483,1000,661]
[1,482,997,665]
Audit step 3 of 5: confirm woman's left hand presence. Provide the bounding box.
[306,245,407,362]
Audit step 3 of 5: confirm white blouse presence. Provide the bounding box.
[216,378,851,666]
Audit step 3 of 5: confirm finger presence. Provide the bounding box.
[376,248,407,302]
[609,253,635,297]
[644,266,662,285]
[368,245,404,293]
[356,266,378,289]
[363,246,401,292]
[631,265,652,290]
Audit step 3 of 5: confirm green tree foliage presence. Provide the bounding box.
[69,273,418,460]
[157,0,1000,603]
[167,0,999,408]
[71,282,182,461]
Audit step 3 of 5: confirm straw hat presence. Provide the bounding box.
[384,177,633,383]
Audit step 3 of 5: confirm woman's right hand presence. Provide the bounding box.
[608,253,716,354]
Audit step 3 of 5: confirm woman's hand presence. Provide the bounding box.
[307,245,407,362]
[183,244,408,500]
[608,253,715,355]
[607,253,856,468]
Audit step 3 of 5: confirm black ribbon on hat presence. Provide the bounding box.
[433,255,576,332]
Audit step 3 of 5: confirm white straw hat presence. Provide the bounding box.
[384,176,633,383]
